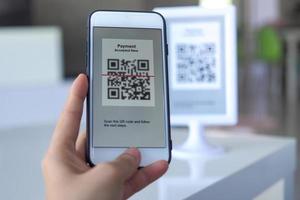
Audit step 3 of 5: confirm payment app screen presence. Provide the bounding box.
[92,27,166,148]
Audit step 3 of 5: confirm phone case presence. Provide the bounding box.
[86,10,172,167]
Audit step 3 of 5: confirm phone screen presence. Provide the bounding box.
[91,27,166,148]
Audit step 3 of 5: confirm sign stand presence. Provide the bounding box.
[154,6,237,157]
[173,121,223,158]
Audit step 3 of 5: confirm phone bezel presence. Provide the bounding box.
[86,10,171,167]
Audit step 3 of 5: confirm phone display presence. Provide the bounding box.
[87,11,171,166]
[92,27,165,147]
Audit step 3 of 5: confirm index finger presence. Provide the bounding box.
[50,74,88,151]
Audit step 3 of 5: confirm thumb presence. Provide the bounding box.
[110,148,141,181]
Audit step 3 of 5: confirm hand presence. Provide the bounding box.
[42,74,169,200]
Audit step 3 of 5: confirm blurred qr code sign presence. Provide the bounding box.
[174,43,220,89]
[102,58,155,107]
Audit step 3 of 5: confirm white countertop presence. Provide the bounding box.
[0,125,296,200]
[131,128,296,200]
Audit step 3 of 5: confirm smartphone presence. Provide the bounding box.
[86,10,171,167]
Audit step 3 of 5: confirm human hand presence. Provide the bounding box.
[42,74,169,200]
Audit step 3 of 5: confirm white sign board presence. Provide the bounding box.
[155,6,237,125]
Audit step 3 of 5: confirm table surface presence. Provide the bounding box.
[0,125,296,200]
[130,129,296,200]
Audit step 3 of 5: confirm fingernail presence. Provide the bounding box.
[124,147,140,162]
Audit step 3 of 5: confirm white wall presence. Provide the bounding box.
[0,27,63,87]
[246,0,280,29]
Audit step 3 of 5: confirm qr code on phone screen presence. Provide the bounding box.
[106,58,151,100]
[102,58,155,106]
[174,43,220,89]
[102,38,155,106]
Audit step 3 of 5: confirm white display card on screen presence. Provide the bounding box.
[101,39,155,106]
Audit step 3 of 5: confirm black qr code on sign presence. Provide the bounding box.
[175,43,219,88]
[102,59,155,107]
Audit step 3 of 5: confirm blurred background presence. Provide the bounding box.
[2,0,300,134]
[1,0,300,199]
